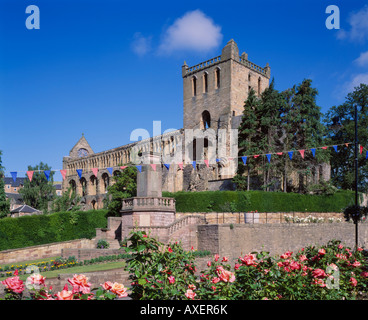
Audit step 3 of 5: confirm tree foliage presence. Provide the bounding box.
[19,162,55,212]
[324,83,368,192]
[0,151,10,218]
[106,166,137,216]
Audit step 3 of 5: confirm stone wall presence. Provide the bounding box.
[0,239,95,265]
[197,222,368,260]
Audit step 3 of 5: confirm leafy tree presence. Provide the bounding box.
[106,166,137,216]
[233,87,261,190]
[19,162,55,212]
[51,186,81,213]
[0,151,10,218]
[324,83,368,192]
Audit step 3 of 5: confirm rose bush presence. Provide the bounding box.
[1,231,367,300]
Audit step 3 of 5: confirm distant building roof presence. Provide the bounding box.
[5,193,23,205]
[4,177,26,187]
[10,205,40,214]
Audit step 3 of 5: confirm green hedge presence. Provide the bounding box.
[162,190,356,213]
[0,209,108,251]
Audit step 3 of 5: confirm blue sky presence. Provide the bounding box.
[1,0,368,181]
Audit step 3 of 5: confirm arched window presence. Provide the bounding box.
[102,173,109,193]
[203,72,208,93]
[215,68,220,89]
[80,177,87,197]
[69,179,76,193]
[192,76,197,97]
[201,110,211,129]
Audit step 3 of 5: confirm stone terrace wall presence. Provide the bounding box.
[177,211,343,224]
[198,222,368,261]
[0,239,95,265]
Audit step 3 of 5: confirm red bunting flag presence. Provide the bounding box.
[27,171,34,182]
[276,152,283,155]
[120,166,127,170]
[345,143,350,147]
[150,164,156,171]
[60,169,67,181]
[321,146,328,150]
[254,155,260,158]
[92,168,98,176]
[177,163,183,170]
[360,145,363,154]
[204,159,209,167]
[299,150,305,159]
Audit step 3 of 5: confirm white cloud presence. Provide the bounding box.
[337,5,368,43]
[131,32,152,56]
[158,10,223,54]
[354,51,368,66]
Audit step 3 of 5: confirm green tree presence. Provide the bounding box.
[233,87,261,190]
[280,79,328,192]
[51,186,81,213]
[19,162,55,212]
[324,83,368,192]
[106,166,137,216]
[0,151,10,218]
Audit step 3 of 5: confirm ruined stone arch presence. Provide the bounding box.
[201,110,211,130]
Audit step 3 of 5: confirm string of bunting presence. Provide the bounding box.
[8,142,368,182]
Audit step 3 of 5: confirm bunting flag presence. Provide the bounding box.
[178,163,183,170]
[360,145,363,154]
[136,165,142,172]
[311,148,316,157]
[10,172,17,182]
[27,171,34,182]
[254,155,260,159]
[345,143,349,147]
[366,151,368,160]
[150,164,157,171]
[76,169,83,179]
[276,152,283,156]
[216,158,220,163]
[288,151,293,160]
[60,169,67,181]
[204,159,209,167]
[299,150,305,159]
[44,170,51,181]
[321,146,328,150]
[92,168,98,177]
[241,156,247,165]
[164,163,170,170]
[333,145,338,152]
[266,154,271,163]
[120,166,127,170]
[192,161,196,169]
[107,167,113,175]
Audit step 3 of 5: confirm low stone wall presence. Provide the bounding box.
[197,222,368,260]
[177,211,344,224]
[61,248,123,261]
[0,239,95,265]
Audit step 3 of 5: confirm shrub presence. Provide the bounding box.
[96,239,110,249]
[163,190,355,213]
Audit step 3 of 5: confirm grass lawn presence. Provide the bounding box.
[17,260,127,281]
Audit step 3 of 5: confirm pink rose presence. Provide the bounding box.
[168,247,173,253]
[101,281,113,290]
[312,268,327,279]
[207,261,211,267]
[216,266,235,283]
[281,251,293,259]
[168,276,175,284]
[68,274,91,294]
[350,277,358,287]
[214,254,220,262]
[1,274,25,294]
[361,272,368,278]
[222,257,228,262]
[185,289,196,300]
[240,254,257,266]
[56,284,74,300]
[110,282,128,298]
[188,284,196,290]
[318,248,326,255]
[351,260,361,268]
[211,277,220,284]
[299,254,308,262]
[27,273,46,286]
